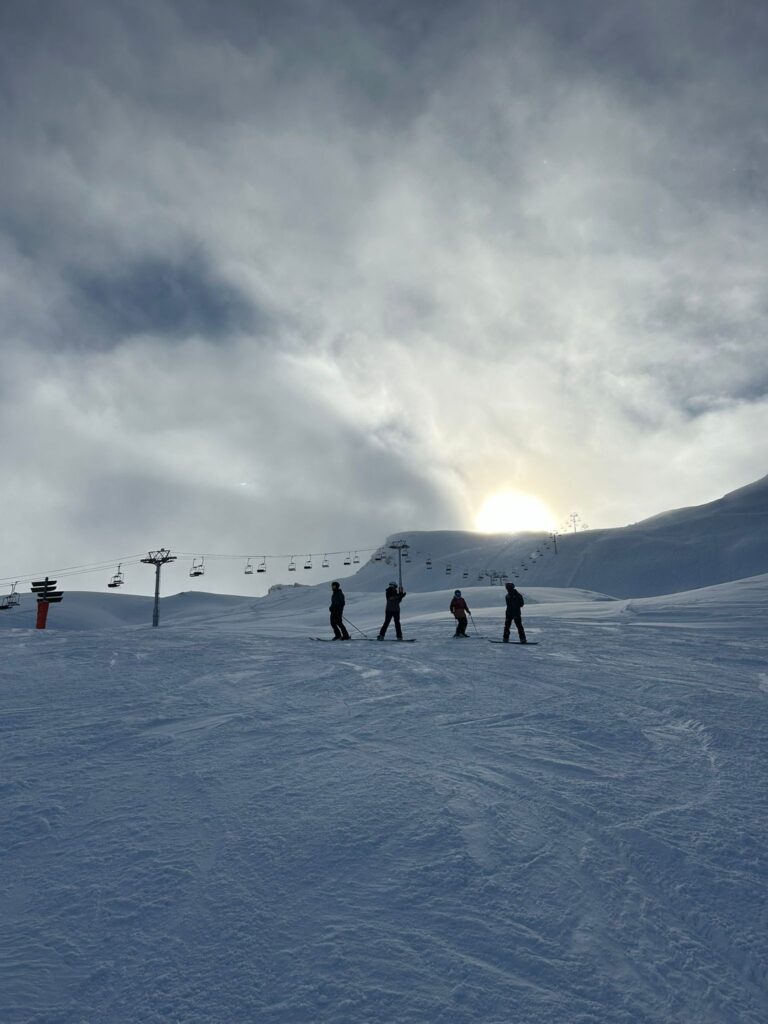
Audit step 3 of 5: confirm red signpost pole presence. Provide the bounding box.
[31,578,63,627]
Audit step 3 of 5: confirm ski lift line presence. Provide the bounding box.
[1,529,562,589]
[0,541,379,588]
[169,547,380,564]
[0,554,148,587]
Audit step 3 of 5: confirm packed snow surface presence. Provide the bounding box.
[2,578,767,1023]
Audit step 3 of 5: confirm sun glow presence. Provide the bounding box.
[474,490,557,534]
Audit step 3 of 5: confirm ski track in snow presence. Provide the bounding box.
[1,607,767,1024]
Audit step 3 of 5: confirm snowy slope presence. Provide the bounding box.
[0,590,259,632]
[349,473,768,599]
[2,577,767,1023]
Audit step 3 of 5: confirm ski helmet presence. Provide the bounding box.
[454,590,461,596]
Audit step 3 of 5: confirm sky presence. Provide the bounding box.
[2,0,768,595]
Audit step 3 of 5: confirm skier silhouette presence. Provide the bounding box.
[503,582,527,643]
[378,582,406,639]
[329,581,350,640]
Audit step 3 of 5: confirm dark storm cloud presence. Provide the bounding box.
[69,252,261,344]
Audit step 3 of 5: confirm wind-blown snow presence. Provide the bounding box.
[2,575,767,1023]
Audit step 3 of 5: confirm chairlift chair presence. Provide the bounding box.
[304,556,313,570]
[426,558,432,569]
[352,552,360,564]
[244,559,254,575]
[108,564,125,589]
[190,557,205,578]
[288,557,297,572]
[321,554,330,568]
[445,562,452,574]
[343,553,351,566]
[257,558,267,573]
[462,570,469,578]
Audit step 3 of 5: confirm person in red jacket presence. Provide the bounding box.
[449,589,471,636]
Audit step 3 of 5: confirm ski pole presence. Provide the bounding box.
[470,613,481,637]
[343,616,370,639]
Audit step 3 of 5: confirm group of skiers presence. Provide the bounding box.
[327,579,527,642]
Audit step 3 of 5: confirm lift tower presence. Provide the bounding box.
[141,549,177,627]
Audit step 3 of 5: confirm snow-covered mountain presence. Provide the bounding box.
[351,473,768,599]
[1,474,766,631]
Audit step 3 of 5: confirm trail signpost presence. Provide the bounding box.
[31,578,64,629]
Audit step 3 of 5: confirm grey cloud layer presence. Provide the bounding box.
[1,0,767,590]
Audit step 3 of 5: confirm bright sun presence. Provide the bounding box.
[474,490,557,534]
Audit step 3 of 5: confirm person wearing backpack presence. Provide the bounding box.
[503,582,527,643]
[449,590,471,637]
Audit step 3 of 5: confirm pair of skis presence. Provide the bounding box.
[310,637,417,642]
[310,637,536,644]
[454,636,536,644]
